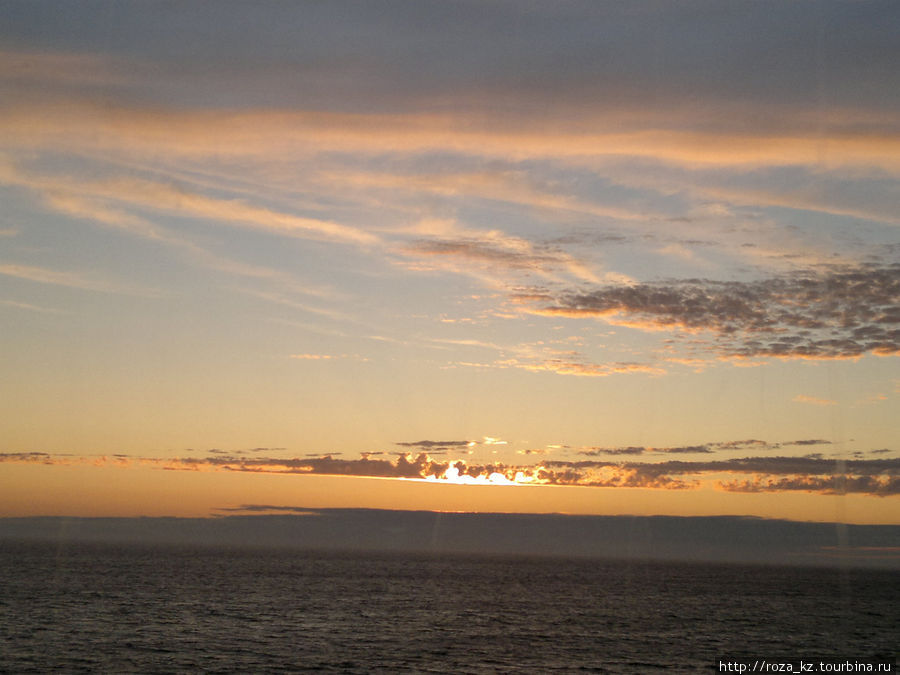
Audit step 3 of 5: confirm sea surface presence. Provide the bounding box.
[1,541,897,673]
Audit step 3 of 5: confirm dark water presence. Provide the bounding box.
[1,541,897,673]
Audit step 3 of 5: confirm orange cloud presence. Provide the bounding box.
[2,101,899,174]
[792,395,838,406]
[0,162,377,246]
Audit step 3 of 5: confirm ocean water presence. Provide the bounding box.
[1,541,897,673]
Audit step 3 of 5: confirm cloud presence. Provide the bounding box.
[0,262,155,296]
[578,439,782,456]
[720,476,900,497]
[215,505,320,515]
[0,160,359,324]
[495,357,665,378]
[652,446,713,454]
[0,49,128,88]
[3,100,899,176]
[579,447,647,456]
[2,2,897,120]
[0,452,54,463]
[5,448,896,497]
[793,395,838,406]
[395,223,602,287]
[0,162,377,247]
[540,455,900,496]
[323,168,656,225]
[579,445,711,456]
[0,299,67,314]
[441,336,665,380]
[395,440,472,450]
[205,447,287,456]
[529,263,900,361]
[713,439,779,451]
[405,237,573,273]
[601,456,899,479]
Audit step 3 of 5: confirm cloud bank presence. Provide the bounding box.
[3,447,897,497]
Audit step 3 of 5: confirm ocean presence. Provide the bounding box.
[1,540,897,673]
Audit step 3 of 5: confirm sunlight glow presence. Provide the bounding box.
[422,462,549,486]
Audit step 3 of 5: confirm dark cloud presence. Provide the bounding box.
[206,447,286,455]
[537,467,695,490]
[579,445,712,455]
[8,1,895,121]
[721,476,900,497]
[611,456,900,478]
[0,452,52,462]
[4,449,898,497]
[578,439,779,456]
[533,264,900,360]
[579,447,646,456]
[714,440,779,451]
[784,439,833,447]
[653,446,713,454]
[871,449,892,455]
[194,453,451,480]
[216,505,321,515]
[403,238,575,274]
[539,456,900,496]
[395,440,471,449]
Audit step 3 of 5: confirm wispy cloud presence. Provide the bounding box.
[3,101,899,175]
[402,237,591,280]
[1,160,352,319]
[495,357,665,378]
[793,395,838,407]
[321,168,656,224]
[0,262,155,296]
[395,440,473,450]
[0,161,378,246]
[441,337,666,379]
[578,439,784,456]
[0,299,67,314]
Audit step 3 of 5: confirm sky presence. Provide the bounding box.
[1,1,898,524]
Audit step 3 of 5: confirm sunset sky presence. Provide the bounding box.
[1,1,898,524]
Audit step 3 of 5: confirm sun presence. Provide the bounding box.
[422,462,548,486]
